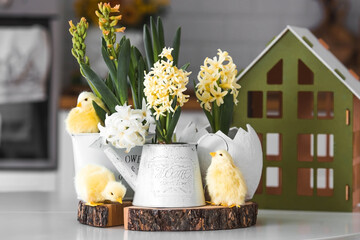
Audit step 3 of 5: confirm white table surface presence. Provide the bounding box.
[1,192,360,240]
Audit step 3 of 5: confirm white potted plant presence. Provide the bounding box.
[101,17,206,208]
[193,50,263,201]
[67,3,150,200]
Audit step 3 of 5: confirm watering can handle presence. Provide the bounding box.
[197,133,229,152]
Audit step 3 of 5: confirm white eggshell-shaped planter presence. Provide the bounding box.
[180,124,263,201]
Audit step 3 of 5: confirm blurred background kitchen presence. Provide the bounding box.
[0,0,359,200]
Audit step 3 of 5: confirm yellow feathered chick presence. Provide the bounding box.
[75,164,126,206]
[65,92,107,134]
[206,150,247,207]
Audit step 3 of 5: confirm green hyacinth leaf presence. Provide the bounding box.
[92,100,106,123]
[172,27,181,66]
[219,92,234,135]
[167,106,181,143]
[117,39,131,105]
[101,38,118,97]
[150,16,161,62]
[119,35,127,48]
[80,63,119,113]
[137,58,145,108]
[105,73,114,93]
[143,25,154,70]
[180,63,190,71]
[157,17,165,49]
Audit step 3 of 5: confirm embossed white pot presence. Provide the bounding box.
[103,143,205,207]
[70,133,141,200]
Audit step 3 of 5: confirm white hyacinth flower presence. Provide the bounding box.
[98,104,150,153]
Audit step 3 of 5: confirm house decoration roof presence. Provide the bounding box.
[238,25,360,100]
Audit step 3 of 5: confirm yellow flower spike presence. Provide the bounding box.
[95,10,102,18]
[219,82,232,89]
[68,20,75,28]
[159,47,173,61]
[111,15,122,21]
[96,2,124,58]
[196,49,240,111]
[209,87,227,107]
[68,16,89,77]
[143,47,190,120]
[110,20,118,27]
[111,4,120,12]
[115,27,126,33]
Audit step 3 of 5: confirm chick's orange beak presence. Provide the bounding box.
[117,197,123,204]
[77,102,82,108]
[209,152,216,157]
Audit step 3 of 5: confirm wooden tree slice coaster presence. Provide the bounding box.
[77,201,132,227]
[124,201,258,231]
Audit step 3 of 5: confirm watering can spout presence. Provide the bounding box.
[90,137,138,191]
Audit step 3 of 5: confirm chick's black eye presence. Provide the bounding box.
[110,192,114,195]
[219,153,223,156]
[85,98,88,101]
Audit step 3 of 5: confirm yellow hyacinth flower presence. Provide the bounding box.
[210,87,228,106]
[159,47,174,61]
[196,49,240,111]
[144,47,190,120]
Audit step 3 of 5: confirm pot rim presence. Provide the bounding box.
[144,143,196,147]
[70,132,100,137]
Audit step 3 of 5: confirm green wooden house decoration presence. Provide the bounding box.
[233,26,360,212]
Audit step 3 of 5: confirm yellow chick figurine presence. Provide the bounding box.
[75,164,127,206]
[206,150,247,207]
[65,92,107,134]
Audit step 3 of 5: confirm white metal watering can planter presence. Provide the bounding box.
[178,123,263,200]
[70,133,141,200]
[95,142,206,208]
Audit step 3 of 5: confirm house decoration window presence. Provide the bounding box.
[297,168,333,196]
[317,134,334,162]
[317,91,334,119]
[266,133,282,161]
[248,91,263,118]
[297,168,314,196]
[317,168,334,196]
[298,59,314,85]
[298,133,333,162]
[298,91,314,119]
[267,59,283,84]
[266,167,282,195]
[267,91,282,118]
[298,134,314,162]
